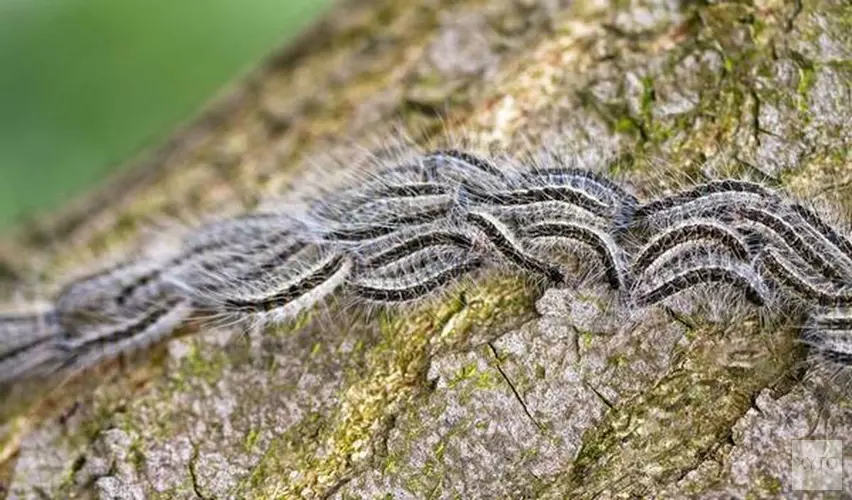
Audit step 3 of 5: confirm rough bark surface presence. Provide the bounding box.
[2,0,851,498]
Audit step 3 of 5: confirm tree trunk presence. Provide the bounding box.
[2,0,851,497]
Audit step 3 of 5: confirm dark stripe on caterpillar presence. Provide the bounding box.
[465,211,565,284]
[464,185,611,219]
[632,220,751,275]
[521,221,626,289]
[323,204,452,242]
[633,264,767,308]
[221,253,347,313]
[359,231,476,270]
[349,257,483,303]
[635,180,777,219]
[758,248,852,306]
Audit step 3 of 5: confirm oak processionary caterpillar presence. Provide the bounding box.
[2,144,852,399]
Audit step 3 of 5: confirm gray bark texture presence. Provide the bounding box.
[1,0,852,497]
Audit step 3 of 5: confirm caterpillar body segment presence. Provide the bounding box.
[320,183,452,222]
[631,219,753,277]
[164,236,311,297]
[520,220,627,290]
[757,248,852,306]
[791,203,852,258]
[0,337,64,385]
[786,203,852,277]
[57,297,189,352]
[348,251,484,304]
[730,204,851,283]
[520,166,638,230]
[319,202,455,243]
[0,310,62,353]
[355,229,477,271]
[464,184,612,221]
[522,167,637,207]
[55,261,165,327]
[631,261,769,309]
[56,298,193,375]
[805,308,852,332]
[0,310,66,384]
[802,308,852,370]
[629,240,748,289]
[465,210,566,284]
[345,194,454,225]
[471,201,613,237]
[193,249,353,326]
[633,179,787,231]
[420,150,512,191]
[635,179,779,220]
[181,212,296,252]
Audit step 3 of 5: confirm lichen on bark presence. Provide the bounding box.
[2,0,852,498]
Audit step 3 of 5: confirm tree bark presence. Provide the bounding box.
[2,0,851,497]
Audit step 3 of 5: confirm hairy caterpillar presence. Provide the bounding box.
[519,163,638,230]
[634,179,778,220]
[733,204,851,283]
[521,166,637,209]
[187,248,351,326]
[57,298,194,380]
[57,297,190,357]
[631,260,769,308]
[630,218,753,276]
[520,220,626,290]
[2,145,852,398]
[0,310,64,383]
[349,249,484,303]
[802,308,852,374]
[464,210,566,284]
[757,248,852,306]
[354,228,477,270]
[322,204,453,242]
[465,184,611,220]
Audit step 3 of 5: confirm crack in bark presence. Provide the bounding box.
[785,0,803,32]
[188,442,211,500]
[487,343,546,433]
[583,381,615,411]
[571,325,584,363]
[748,87,763,148]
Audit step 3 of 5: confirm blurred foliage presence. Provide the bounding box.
[0,0,331,230]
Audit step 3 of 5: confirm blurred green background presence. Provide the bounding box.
[0,0,332,231]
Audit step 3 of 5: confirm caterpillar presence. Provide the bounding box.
[0,310,65,384]
[355,228,476,270]
[464,210,566,284]
[519,220,626,290]
[190,249,352,326]
[349,251,484,303]
[757,247,852,306]
[634,179,778,220]
[2,147,851,393]
[631,259,769,309]
[630,218,752,277]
